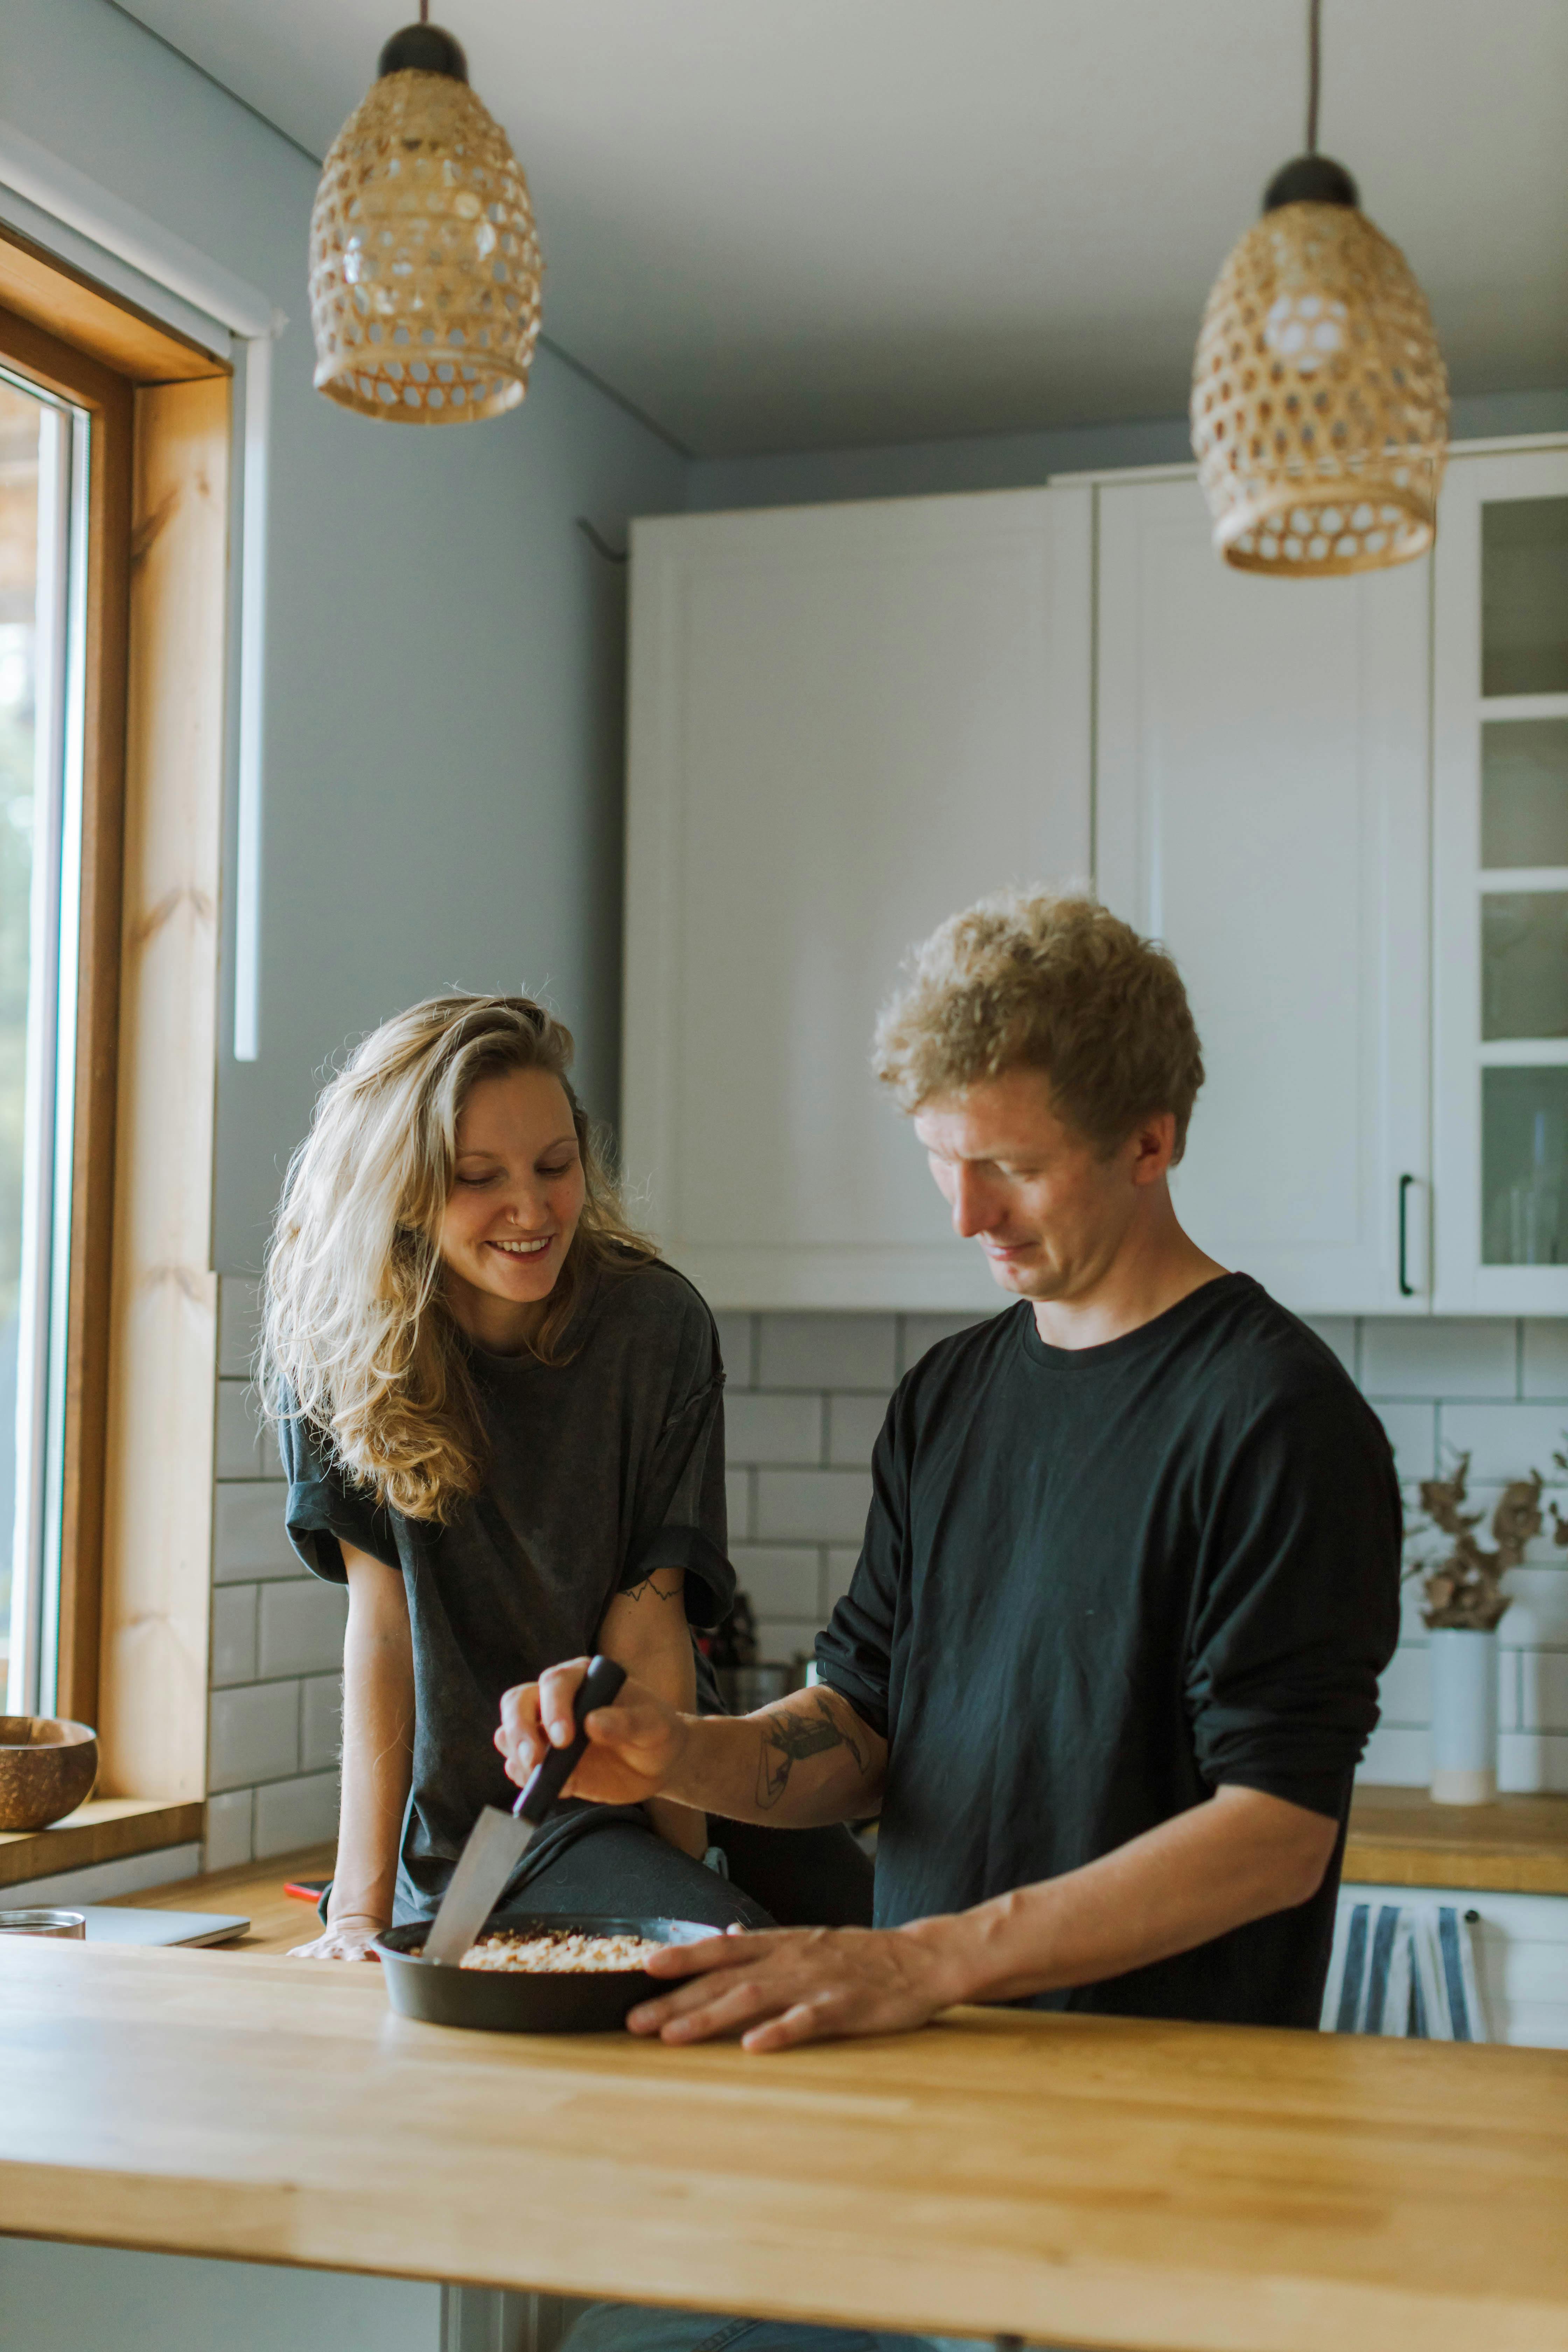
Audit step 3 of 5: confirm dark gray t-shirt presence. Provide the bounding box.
[280,1255,734,1914]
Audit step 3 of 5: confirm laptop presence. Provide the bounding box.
[75,1904,250,1947]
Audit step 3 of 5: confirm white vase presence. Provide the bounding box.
[1428,1626,1498,1805]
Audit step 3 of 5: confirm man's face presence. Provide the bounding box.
[913,1068,1172,1304]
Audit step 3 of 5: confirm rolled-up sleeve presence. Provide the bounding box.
[813,1398,902,1743]
[1185,1384,1402,1819]
[618,1380,735,1631]
[277,1411,401,1583]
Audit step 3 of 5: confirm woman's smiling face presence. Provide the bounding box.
[436,1066,587,1351]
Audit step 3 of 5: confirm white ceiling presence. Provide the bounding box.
[121,0,1568,457]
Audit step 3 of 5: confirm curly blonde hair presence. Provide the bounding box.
[873,889,1205,1158]
[260,994,653,1523]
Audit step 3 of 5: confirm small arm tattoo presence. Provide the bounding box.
[619,1568,685,1604]
[755,1691,868,1809]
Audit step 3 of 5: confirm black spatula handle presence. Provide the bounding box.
[513,1653,627,1826]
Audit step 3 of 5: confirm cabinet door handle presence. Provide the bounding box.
[1398,1174,1418,1297]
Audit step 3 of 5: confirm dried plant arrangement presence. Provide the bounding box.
[1407,1452,1540,1631]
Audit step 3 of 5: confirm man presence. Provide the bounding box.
[499,890,1401,2054]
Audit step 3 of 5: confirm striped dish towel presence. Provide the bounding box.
[1320,1898,1488,2041]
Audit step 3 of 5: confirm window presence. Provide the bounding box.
[0,236,231,1824]
[0,368,88,1714]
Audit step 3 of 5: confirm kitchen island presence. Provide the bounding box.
[3,1933,1567,2352]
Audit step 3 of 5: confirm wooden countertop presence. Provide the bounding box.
[1345,1784,1568,1896]
[3,1938,1567,2352]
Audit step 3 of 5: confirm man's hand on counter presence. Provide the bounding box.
[626,1920,969,2052]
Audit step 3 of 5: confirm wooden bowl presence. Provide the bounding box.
[0,1718,98,1832]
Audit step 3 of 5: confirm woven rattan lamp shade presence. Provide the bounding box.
[1191,194,1448,576]
[309,50,542,424]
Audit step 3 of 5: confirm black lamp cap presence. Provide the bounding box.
[377,23,468,80]
[1262,154,1360,212]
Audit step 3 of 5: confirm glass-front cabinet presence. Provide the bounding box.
[1435,446,1568,1309]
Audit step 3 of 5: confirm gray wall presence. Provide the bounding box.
[0,0,687,1273]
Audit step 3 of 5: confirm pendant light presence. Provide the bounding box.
[308,9,542,423]
[1190,0,1448,574]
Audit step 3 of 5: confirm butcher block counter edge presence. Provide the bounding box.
[3,1939,1568,2352]
[1344,1784,1568,1895]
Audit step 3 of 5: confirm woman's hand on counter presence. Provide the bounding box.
[496,1659,692,1806]
[287,1914,387,1962]
[625,1920,969,2052]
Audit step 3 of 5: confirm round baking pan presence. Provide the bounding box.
[373,1914,714,2033]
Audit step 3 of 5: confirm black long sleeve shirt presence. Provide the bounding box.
[815,1274,1401,2029]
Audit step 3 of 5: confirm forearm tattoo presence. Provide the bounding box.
[755,1690,868,1810]
[619,1568,684,1604]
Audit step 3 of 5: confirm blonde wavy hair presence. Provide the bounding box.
[260,994,654,1523]
[873,889,1205,1158]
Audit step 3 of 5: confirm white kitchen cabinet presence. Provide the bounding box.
[1095,471,1432,1316]
[622,491,1091,1310]
[1433,442,1568,1312]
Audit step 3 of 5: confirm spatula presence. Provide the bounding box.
[421,1654,628,1968]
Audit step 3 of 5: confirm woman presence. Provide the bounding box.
[263,993,869,1958]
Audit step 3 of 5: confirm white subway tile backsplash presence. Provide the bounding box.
[714,1312,755,1388]
[1436,1402,1568,1484]
[730,1546,823,1620]
[1368,1400,1437,1483]
[757,1313,896,1392]
[219,1276,262,1380]
[300,1674,343,1772]
[825,1547,861,1609]
[255,1771,341,1858]
[209,1680,299,1792]
[725,1468,753,1543]
[757,1468,874,1544]
[215,1483,303,1582]
[202,1303,1568,1835]
[259,1578,349,1679]
[1361,1318,1517,1400]
[753,1617,825,1668]
[209,1582,258,1687]
[1523,1321,1568,1399]
[216,1380,282,1481]
[899,1311,993,1373]
[725,1392,822,1465]
[203,1787,254,1872]
[827,1393,891,1469]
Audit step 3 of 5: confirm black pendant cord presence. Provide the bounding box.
[1262,0,1354,210]
[419,0,429,20]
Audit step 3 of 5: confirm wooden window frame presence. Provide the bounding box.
[0,230,232,1863]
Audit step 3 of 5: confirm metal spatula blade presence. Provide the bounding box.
[421,1807,536,1968]
[419,1653,628,1969]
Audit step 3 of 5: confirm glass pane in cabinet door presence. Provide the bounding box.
[1482,892,1568,1037]
[1483,1066,1568,1263]
[1482,719,1568,867]
[1482,498,1568,698]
